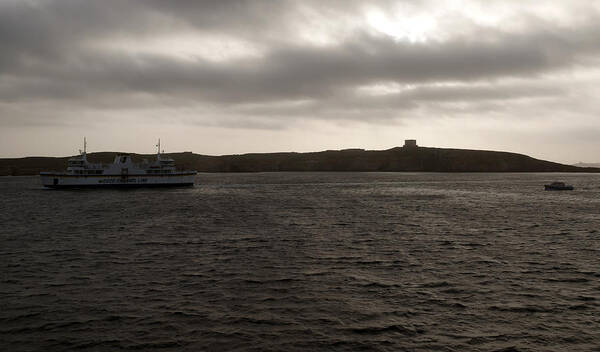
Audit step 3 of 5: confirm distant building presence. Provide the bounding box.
[404,139,417,148]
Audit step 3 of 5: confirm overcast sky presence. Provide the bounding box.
[1,0,599,163]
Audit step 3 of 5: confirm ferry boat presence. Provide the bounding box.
[40,139,197,188]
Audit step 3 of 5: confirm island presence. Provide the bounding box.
[1,140,598,175]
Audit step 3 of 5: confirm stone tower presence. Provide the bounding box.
[404,139,417,148]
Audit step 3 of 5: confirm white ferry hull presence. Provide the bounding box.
[40,173,196,188]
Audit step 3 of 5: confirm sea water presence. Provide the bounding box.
[1,173,599,351]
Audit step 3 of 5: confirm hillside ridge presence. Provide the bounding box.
[1,146,598,175]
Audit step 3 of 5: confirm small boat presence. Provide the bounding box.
[544,182,574,191]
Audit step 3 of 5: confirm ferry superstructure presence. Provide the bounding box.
[40,139,197,188]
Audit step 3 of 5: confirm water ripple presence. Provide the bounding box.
[1,173,599,351]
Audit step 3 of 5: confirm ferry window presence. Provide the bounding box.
[121,157,126,163]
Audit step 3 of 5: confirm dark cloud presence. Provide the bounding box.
[1,28,596,100]
[0,0,599,134]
